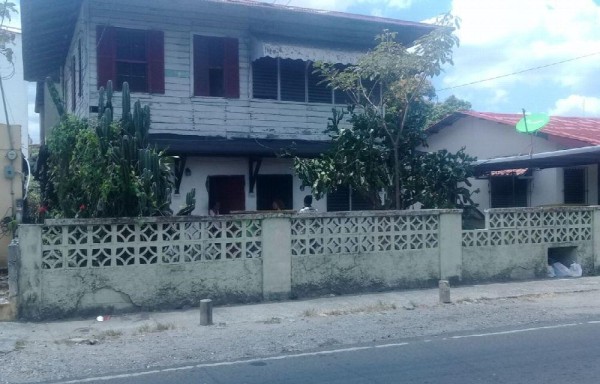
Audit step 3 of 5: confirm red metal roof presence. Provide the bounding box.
[490,168,528,177]
[435,111,600,146]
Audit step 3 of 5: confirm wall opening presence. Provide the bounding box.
[547,246,577,267]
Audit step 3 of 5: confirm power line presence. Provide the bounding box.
[437,50,600,92]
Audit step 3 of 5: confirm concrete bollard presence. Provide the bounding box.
[439,280,451,304]
[199,299,213,326]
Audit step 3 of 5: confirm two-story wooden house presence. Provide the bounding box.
[22,0,434,214]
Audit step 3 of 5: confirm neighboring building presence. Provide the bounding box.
[0,29,29,268]
[427,111,600,211]
[21,0,434,214]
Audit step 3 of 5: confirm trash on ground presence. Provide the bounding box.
[549,262,582,278]
[569,262,583,277]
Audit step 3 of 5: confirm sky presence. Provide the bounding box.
[264,0,600,118]
[15,0,600,142]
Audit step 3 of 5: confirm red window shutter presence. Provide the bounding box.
[193,35,210,96]
[146,30,165,94]
[223,38,239,98]
[96,26,116,89]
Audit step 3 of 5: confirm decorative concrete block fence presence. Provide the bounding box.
[8,207,600,320]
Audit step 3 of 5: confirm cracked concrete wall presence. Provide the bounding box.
[291,250,440,297]
[16,224,263,320]
[14,208,600,321]
[462,242,594,283]
[33,262,263,320]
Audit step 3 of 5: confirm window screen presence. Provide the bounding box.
[280,59,306,102]
[564,168,586,204]
[252,58,278,100]
[307,63,331,103]
[490,176,528,208]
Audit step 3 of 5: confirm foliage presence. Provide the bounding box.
[39,81,177,218]
[425,95,471,127]
[0,1,17,64]
[176,188,196,216]
[294,14,477,210]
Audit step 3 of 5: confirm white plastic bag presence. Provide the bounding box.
[552,262,571,277]
[547,265,556,278]
[569,263,583,277]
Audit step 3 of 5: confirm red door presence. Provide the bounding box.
[208,176,245,214]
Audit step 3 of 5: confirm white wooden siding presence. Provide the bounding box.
[62,1,91,120]
[72,0,356,142]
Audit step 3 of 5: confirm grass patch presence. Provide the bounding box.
[98,330,123,339]
[136,322,176,334]
[302,308,318,317]
[302,301,398,317]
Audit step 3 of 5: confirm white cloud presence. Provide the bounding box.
[549,95,600,117]
[445,0,600,91]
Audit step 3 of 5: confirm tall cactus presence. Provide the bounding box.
[97,80,174,217]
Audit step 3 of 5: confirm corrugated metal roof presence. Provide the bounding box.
[490,168,528,177]
[215,0,431,28]
[474,145,600,175]
[429,110,600,146]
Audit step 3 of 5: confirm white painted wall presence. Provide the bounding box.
[426,117,564,157]
[57,0,359,141]
[426,116,597,210]
[0,31,28,157]
[172,156,326,214]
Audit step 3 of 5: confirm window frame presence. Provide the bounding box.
[251,57,340,105]
[70,56,76,112]
[192,34,240,98]
[96,26,164,94]
[490,175,529,208]
[563,167,587,205]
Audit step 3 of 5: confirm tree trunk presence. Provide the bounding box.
[393,144,401,210]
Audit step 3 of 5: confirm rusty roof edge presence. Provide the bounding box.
[215,0,437,30]
[425,111,470,133]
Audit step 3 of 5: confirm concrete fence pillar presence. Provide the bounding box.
[439,211,463,283]
[261,217,292,300]
[593,209,600,275]
[15,225,43,320]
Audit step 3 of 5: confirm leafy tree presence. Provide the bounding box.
[294,14,477,210]
[425,95,471,127]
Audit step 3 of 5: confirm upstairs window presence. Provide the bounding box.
[70,56,76,111]
[77,39,83,97]
[96,26,164,93]
[280,59,306,102]
[252,58,341,104]
[307,62,331,103]
[252,58,278,100]
[193,35,239,98]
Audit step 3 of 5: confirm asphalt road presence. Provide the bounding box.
[54,319,600,384]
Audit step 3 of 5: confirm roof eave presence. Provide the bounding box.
[21,0,434,82]
[22,0,83,81]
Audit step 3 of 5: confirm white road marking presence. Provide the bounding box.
[56,345,396,383]
[450,323,580,339]
[55,321,600,383]
[374,342,410,348]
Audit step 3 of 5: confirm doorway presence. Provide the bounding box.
[208,175,245,214]
[257,174,293,210]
